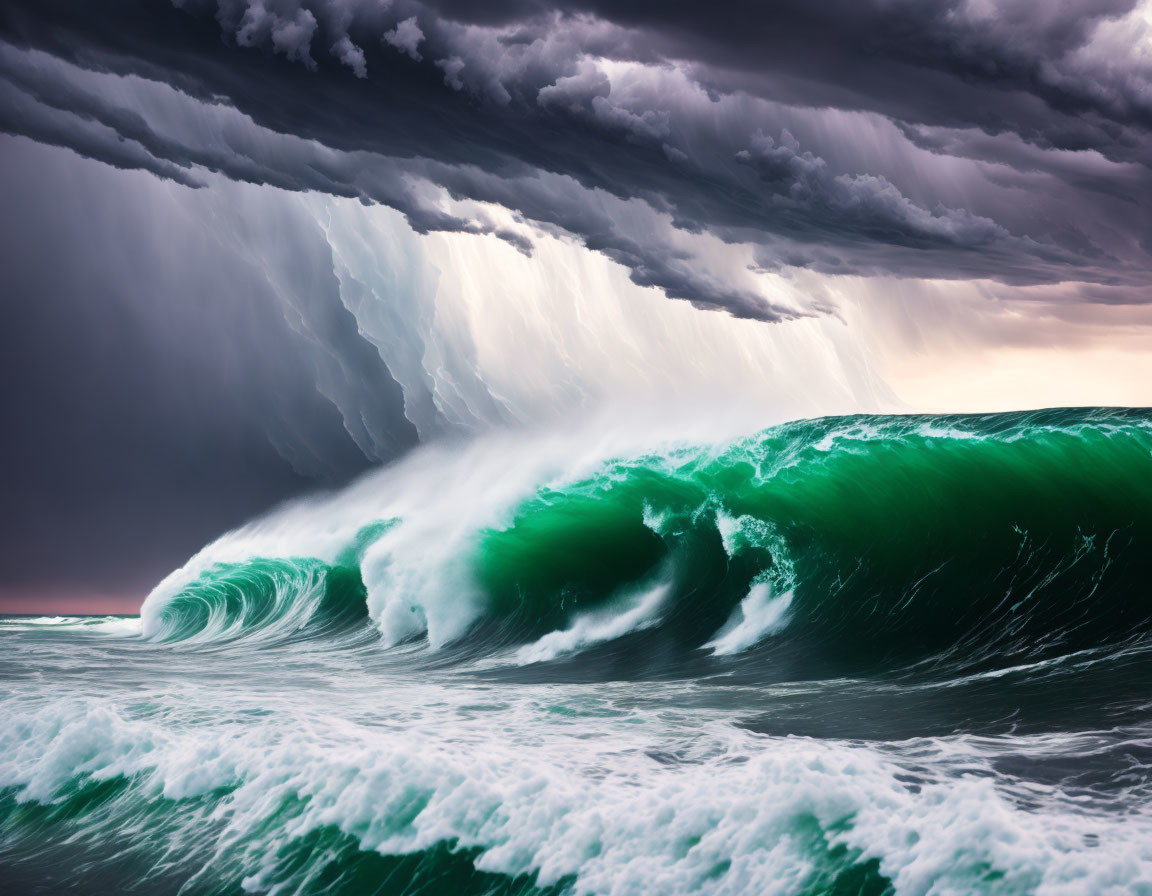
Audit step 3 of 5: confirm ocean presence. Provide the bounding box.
[3,408,1151,894]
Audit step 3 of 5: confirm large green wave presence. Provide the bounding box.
[476,407,1152,672]
[152,409,1152,673]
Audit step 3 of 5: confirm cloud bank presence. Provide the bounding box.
[1,0,1149,319]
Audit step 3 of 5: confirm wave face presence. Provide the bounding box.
[6,408,1152,895]
[144,407,1152,674]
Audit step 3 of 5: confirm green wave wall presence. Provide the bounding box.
[152,409,1152,672]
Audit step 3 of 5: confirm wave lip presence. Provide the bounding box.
[144,558,369,646]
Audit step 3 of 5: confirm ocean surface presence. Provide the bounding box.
[3,408,1152,894]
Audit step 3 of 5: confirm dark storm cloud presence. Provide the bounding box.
[1,0,1149,319]
[0,136,416,595]
[425,0,1151,158]
[559,1,1151,153]
[0,68,203,187]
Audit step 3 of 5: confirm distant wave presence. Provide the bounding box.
[0,616,142,636]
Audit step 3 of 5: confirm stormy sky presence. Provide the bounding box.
[0,0,1150,609]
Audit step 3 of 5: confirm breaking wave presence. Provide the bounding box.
[142,407,1152,677]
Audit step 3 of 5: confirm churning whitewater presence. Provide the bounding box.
[3,408,1152,894]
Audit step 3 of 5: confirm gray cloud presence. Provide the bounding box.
[384,15,423,61]
[0,68,203,187]
[0,0,1147,320]
[331,34,366,77]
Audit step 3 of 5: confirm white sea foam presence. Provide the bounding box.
[706,583,794,656]
[515,578,673,665]
[78,617,143,636]
[1,616,80,626]
[2,680,1150,896]
[0,615,141,635]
